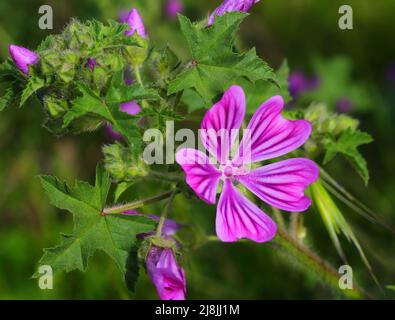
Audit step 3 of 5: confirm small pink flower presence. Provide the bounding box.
[9,44,39,75]
[166,0,184,19]
[208,0,260,25]
[146,247,186,300]
[176,85,319,243]
[125,8,147,38]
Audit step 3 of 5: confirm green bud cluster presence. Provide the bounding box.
[103,143,148,182]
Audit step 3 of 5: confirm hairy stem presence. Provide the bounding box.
[148,170,184,182]
[205,226,367,299]
[156,188,178,237]
[275,225,367,299]
[102,189,178,215]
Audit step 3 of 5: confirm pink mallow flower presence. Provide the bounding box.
[176,85,319,243]
[125,8,147,38]
[166,0,184,19]
[208,0,260,25]
[146,247,186,300]
[9,44,39,75]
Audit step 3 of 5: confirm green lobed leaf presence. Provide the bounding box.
[244,59,291,114]
[19,76,45,107]
[324,129,373,185]
[168,13,276,106]
[35,166,156,291]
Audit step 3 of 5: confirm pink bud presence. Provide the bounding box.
[125,8,147,38]
[9,44,39,75]
[208,0,260,25]
[146,247,186,300]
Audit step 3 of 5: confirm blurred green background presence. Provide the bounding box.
[0,0,394,299]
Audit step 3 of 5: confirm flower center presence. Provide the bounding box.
[219,161,248,179]
[224,166,233,177]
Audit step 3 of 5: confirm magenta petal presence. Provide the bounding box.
[200,85,246,164]
[234,96,312,165]
[176,148,221,204]
[208,0,260,25]
[146,247,186,300]
[125,8,147,38]
[216,179,277,242]
[120,101,141,115]
[9,44,39,75]
[236,158,319,212]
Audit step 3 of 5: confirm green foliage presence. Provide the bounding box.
[303,103,372,185]
[324,129,373,185]
[35,166,156,291]
[310,180,375,278]
[168,13,277,105]
[303,56,372,111]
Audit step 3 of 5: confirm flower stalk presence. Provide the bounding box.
[156,188,178,237]
[102,189,179,215]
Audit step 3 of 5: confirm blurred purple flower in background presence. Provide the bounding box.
[336,97,353,113]
[86,58,97,72]
[208,0,260,25]
[9,44,40,75]
[166,0,184,19]
[288,71,320,99]
[125,8,147,38]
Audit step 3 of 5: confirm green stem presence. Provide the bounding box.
[156,189,178,236]
[148,170,184,182]
[272,207,287,231]
[173,90,184,111]
[102,190,177,215]
[134,65,144,88]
